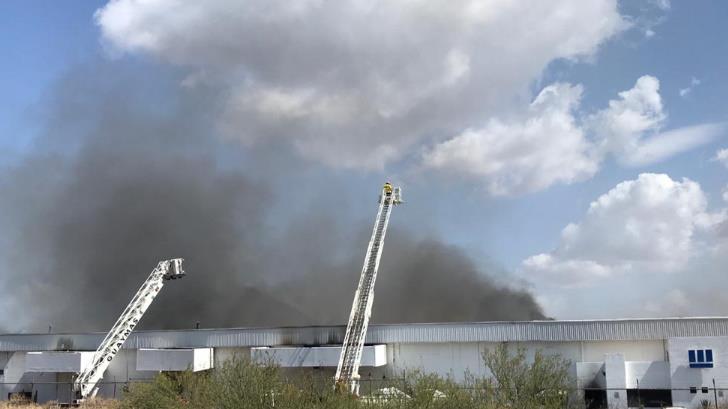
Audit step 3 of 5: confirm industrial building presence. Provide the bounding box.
[2,317,728,408]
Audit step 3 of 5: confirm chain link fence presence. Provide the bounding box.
[2,380,148,404]
[4,379,728,408]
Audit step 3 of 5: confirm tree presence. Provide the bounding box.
[482,343,572,409]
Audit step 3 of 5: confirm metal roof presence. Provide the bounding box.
[3,317,728,352]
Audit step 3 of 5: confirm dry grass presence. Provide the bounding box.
[0,397,117,408]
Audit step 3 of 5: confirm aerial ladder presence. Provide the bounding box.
[72,258,186,402]
[335,183,402,395]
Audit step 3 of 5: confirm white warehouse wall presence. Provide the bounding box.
[25,352,95,373]
[252,345,385,368]
[624,361,670,389]
[136,348,213,372]
[0,352,57,403]
[668,336,728,408]
[0,334,722,406]
[582,340,666,362]
[97,349,157,399]
[384,340,665,382]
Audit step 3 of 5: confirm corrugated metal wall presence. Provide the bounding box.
[3,318,728,351]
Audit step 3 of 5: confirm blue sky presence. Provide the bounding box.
[2,1,728,322]
[0,1,106,154]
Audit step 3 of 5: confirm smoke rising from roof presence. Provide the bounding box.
[0,61,544,333]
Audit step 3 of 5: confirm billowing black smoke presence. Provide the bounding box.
[0,61,545,333]
[273,230,546,325]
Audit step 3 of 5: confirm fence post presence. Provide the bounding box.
[637,378,641,408]
[713,379,718,408]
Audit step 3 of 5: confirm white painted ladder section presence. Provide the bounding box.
[335,184,402,395]
[73,258,185,400]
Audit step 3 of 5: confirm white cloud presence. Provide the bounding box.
[591,76,722,167]
[590,75,665,159]
[95,0,627,169]
[424,75,722,194]
[651,0,671,11]
[714,148,728,168]
[620,122,725,167]
[521,254,611,288]
[520,173,716,288]
[679,77,701,97]
[422,83,598,195]
[94,1,719,196]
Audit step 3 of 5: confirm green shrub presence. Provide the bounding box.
[117,374,187,409]
[117,348,575,409]
[207,356,283,409]
[482,343,572,409]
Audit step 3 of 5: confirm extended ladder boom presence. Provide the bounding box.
[73,258,185,400]
[335,183,402,394]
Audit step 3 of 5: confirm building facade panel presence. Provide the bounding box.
[3,319,728,407]
[5,317,728,351]
[251,345,386,368]
[668,336,728,408]
[136,348,213,372]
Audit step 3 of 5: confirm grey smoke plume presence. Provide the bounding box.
[376,235,545,322]
[276,231,546,324]
[0,61,544,333]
